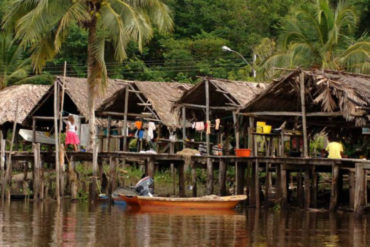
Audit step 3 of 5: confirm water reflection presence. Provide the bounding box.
[0,201,369,246]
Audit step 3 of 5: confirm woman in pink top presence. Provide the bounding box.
[65,115,80,151]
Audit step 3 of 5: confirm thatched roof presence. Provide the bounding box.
[134,81,192,127]
[242,69,370,126]
[0,84,49,126]
[97,81,192,128]
[176,78,266,107]
[24,76,128,126]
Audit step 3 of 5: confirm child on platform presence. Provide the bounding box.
[65,115,80,151]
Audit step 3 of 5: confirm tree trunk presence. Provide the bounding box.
[87,18,101,202]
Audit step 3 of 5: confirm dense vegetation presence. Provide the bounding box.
[0,0,369,87]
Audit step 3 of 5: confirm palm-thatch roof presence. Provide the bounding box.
[24,76,128,126]
[242,69,370,126]
[174,77,266,120]
[0,84,49,126]
[96,81,192,128]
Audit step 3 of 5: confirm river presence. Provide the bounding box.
[0,201,369,246]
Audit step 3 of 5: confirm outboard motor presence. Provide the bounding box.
[135,176,154,197]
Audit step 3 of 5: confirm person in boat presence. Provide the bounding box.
[325,135,344,159]
[65,115,80,152]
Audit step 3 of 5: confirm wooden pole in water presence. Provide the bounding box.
[54,81,61,205]
[178,162,185,197]
[205,79,213,194]
[299,71,308,157]
[248,117,255,205]
[4,100,19,200]
[233,111,244,195]
[69,156,78,200]
[329,164,339,211]
[122,88,129,151]
[304,168,311,209]
[58,61,67,144]
[219,159,227,196]
[91,143,99,203]
[354,163,365,214]
[191,160,197,197]
[280,163,287,208]
[33,143,41,200]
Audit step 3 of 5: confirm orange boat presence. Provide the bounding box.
[117,194,246,210]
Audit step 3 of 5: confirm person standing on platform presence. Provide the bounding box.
[326,136,344,159]
[65,115,80,152]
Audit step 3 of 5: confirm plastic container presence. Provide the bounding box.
[263,125,272,134]
[235,148,251,157]
[256,121,266,133]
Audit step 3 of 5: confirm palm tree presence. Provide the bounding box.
[0,32,31,89]
[4,0,173,149]
[260,0,369,79]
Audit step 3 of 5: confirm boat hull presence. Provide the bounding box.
[116,195,246,210]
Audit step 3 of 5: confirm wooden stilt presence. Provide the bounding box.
[53,81,61,205]
[329,164,339,211]
[249,162,256,206]
[349,171,355,210]
[219,159,227,196]
[297,170,303,208]
[178,162,185,197]
[59,144,65,198]
[276,164,281,201]
[0,138,5,202]
[354,163,365,214]
[299,72,308,157]
[33,143,41,201]
[170,142,176,195]
[255,159,260,208]
[280,163,287,208]
[312,167,318,208]
[205,79,213,195]
[69,156,78,200]
[191,160,197,197]
[206,159,213,195]
[248,117,255,205]
[304,168,311,209]
[233,112,243,195]
[264,163,270,202]
[147,158,155,178]
[108,156,117,198]
[122,88,129,151]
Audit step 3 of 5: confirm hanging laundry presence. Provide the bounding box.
[195,122,204,131]
[215,118,220,130]
[138,130,144,139]
[192,122,196,129]
[148,122,156,140]
[135,121,143,130]
[206,121,211,134]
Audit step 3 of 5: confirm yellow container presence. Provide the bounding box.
[263,125,272,134]
[256,121,266,133]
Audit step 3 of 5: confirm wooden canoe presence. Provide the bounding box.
[116,194,246,210]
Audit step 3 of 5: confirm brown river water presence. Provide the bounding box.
[0,201,369,247]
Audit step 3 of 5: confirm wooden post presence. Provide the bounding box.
[233,112,244,195]
[178,162,185,197]
[312,167,318,208]
[123,88,129,151]
[304,168,311,209]
[349,171,355,210]
[147,158,155,178]
[299,72,308,157]
[170,142,176,195]
[32,118,36,143]
[182,107,186,143]
[329,164,339,211]
[69,156,78,200]
[106,116,112,152]
[219,159,227,196]
[354,163,365,214]
[191,160,197,197]
[33,143,41,200]
[255,159,260,208]
[0,138,5,202]
[59,144,65,198]
[108,156,117,198]
[276,164,281,200]
[248,117,255,205]
[58,61,67,148]
[53,81,61,205]
[280,163,287,208]
[205,79,213,195]
[4,100,19,201]
[297,170,303,207]
[264,163,270,203]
